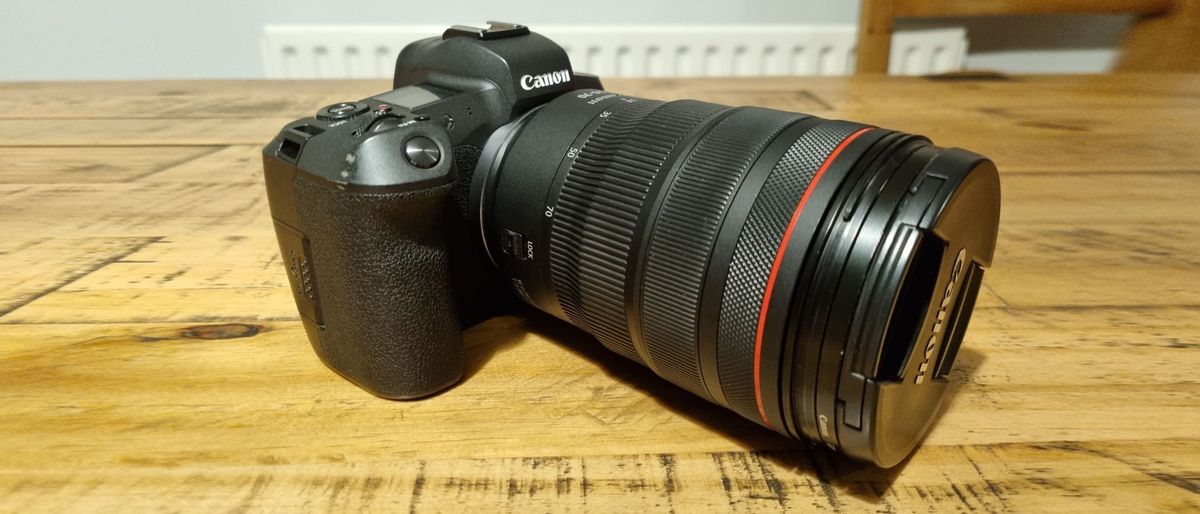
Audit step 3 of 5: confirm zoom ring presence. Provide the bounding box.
[550,99,722,363]
[717,121,861,425]
[640,109,803,401]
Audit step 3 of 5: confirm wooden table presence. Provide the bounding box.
[1,75,1197,512]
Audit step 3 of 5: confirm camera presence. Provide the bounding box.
[262,22,1000,467]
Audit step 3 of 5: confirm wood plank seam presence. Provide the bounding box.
[125,146,231,183]
[0,236,163,320]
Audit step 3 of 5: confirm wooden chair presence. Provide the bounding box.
[856,0,1200,73]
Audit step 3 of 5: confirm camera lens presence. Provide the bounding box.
[470,91,1000,467]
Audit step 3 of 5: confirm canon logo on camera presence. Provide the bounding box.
[520,69,571,91]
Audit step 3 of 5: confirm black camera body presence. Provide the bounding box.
[264,22,1001,467]
[263,23,590,399]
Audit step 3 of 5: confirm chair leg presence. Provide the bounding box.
[1118,0,1200,72]
[857,0,898,74]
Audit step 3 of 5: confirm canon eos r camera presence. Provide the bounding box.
[262,22,1000,467]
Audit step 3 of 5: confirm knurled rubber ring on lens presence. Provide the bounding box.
[639,108,802,402]
[716,121,866,429]
[777,130,912,441]
[549,100,723,363]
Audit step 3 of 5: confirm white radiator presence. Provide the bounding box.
[262,25,967,79]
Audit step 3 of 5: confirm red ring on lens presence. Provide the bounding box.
[752,127,874,428]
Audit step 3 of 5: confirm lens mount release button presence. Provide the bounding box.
[501,229,529,260]
[403,136,442,169]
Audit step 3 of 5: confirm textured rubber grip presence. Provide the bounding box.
[293,177,463,399]
[640,108,802,401]
[549,99,722,363]
[717,121,860,424]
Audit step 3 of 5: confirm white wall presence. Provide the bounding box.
[1,1,1129,80]
[2,0,850,80]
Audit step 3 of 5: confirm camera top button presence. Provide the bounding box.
[317,102,369,121]
[403,136,441,169]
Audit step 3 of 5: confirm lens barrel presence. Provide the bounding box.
[470,90,1000,467]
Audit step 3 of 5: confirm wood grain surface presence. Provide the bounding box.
[0,75,1197,513]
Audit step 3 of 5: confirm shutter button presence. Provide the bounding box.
[404,136,441,169]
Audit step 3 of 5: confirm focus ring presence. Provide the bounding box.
[640,108,802,401]
[550,99,721,362]
[717,121,861,425]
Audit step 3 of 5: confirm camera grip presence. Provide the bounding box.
[291,177,463,399]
